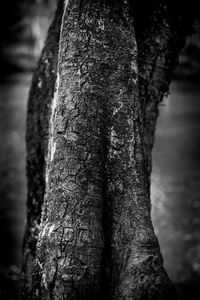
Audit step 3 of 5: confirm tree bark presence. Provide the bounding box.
[135,0,198,196]
[20,0,64,298]
[20,0,198,299]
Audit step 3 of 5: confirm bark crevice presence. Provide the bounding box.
[20,0,198,299]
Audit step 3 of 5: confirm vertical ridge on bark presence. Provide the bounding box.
[31,1,106,299]
[101,3,175,299]
[20,0,64,298]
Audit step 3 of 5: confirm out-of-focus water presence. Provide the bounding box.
[152,81,200,294]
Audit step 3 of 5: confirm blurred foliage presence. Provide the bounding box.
[0,0,57,72]
[0,265,20,300]
[1,1,200,78]
[174,19,200,81]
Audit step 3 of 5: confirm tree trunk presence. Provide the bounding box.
[135,0,197,197]
[20,0,197,299]
[20,0,64,298]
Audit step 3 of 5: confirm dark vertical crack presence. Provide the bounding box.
[49,263,59,300]
[100,102,111,300]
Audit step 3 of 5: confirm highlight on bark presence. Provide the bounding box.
[20,0,198,299]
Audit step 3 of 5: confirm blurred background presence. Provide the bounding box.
[0,1,200,299]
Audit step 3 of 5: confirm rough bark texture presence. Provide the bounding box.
[29,1,108,299]
[20,0,64,298]
[134,0,198,196]
[20,0,198,299]
[100,3,175,299]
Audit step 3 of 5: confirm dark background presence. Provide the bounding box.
[0,1,200,299]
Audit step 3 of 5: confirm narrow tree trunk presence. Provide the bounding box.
[20,0,198,299]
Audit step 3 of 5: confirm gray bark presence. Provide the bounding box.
[135,1,197,196]
[20,0,64,298]
[20,0,197,299]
